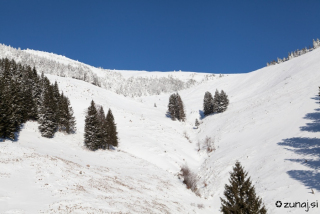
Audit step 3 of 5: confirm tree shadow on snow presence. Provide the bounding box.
[278,97,320,191]
[198,110,205,120]
[278,137,320,191]
[300,108,320,132]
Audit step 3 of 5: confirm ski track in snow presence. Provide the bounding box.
[1,47,320,213]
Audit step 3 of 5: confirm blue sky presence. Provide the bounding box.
[1,0,320,74]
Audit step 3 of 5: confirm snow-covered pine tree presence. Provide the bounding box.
[220,161,267,214]
[52,81,61,125]
[176,93,185,122]
[84,100,100,151]
[65,97,76,134]
[203,91,214,116]
[168,93,177,120]
[21,67,37,121]
[219,90,229,112]
[213,89,221,113]
[106,108,118,148]
[97,106,107,149]
[57,92,67,131]
[38,80,56,138]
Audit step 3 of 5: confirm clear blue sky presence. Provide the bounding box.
[1,0,319,74]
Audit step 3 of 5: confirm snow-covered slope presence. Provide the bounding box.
[0,44,216,97]
[1,45,320,213]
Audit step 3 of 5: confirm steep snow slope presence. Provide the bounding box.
[1,45,320,213]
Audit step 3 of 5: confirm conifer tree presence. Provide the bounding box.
[203,91,214,116]
[65,97,76,134]
[220,161,267,214]
[84,100,100,150]
[213,89,221,113]
[219,90,229,112]
[106,108,118,148]
[38,80,56,138]
[176,93,186,122]
[52,81,61,125]
[97,106,107,149]
[168,93,177,120]
[167,93,186,121]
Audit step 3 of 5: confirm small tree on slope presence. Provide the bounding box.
[220,161,267,214]
[203,91,214,116]
[106,108,118,148]
[84,100,100,150]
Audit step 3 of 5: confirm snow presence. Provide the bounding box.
[1,45,320,213]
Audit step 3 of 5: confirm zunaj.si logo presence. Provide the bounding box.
[275,200,319,212]
[275,201,282,207]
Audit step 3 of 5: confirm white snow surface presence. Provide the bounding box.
[1,47,320,213]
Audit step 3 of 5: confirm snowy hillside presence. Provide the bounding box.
[0,44,216,97]
[1,45,320,213]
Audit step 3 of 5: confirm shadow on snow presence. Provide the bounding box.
[278,97,320,191]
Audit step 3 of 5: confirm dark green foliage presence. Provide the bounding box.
[58,93,76,134]
[203,91,214,116]
[106,108,118,148]
[0,58,75,140]
[219,90,229,112]
[168,94,177,120]
[211,89,230,114]
[84,100,101,151]
[167,93,186,121]
[65,97,76,134]
[220,161,267,214]
[213,89,221,113]
[97,106,107,149]
[38,81,57,138]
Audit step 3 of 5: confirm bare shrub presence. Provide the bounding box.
[204,136,215,153]
[183,131,192,143]
[180,165,197,192]
[197,204,205,209]
[197,141,201,152]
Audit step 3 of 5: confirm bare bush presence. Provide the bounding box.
[204,136,215,153]
[197,204,205,209]
[180,165,197,192]
[197,141,201,152]
[183,131,192,143]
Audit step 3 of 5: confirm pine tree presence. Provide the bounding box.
[38,81,56,138]
[65,97,76,134]
[220,90,229,112]
[84,100,100,150]
[213,89,221,113]
[203,91,214,116]
[176,93,185,121]
[220,161,267,214]
[52,81,61,125]
[168,93,177,120]
[106,108,118,148]
[167,93,186,121]
[97,106,107,149]
[195,119,200,127]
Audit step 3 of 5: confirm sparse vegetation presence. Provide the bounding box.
[180,165,197,192]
